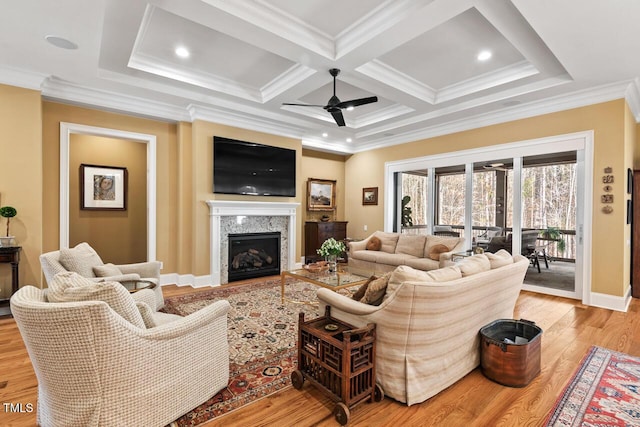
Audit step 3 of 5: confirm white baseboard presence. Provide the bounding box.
[589,288,632,312]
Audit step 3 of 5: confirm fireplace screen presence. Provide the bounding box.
[228,232,281,282]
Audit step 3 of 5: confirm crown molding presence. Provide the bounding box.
[187,104,306,140]
[202,0,334,59]
[260,64,317,102]
[436,61,539,103]
[625,78,640,122]
[41,77,190,122]
[0,66,48,91]
[357,59,436,103]
[352,80,632,152]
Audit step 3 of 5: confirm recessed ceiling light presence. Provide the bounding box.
[45,35,78,50]
[322,132,328,137]
[346,138,352,143]
[175,46,190,58]
[477,50,492,61]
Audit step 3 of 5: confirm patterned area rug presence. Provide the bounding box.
[162,278,349,426]
[544,346,640,426]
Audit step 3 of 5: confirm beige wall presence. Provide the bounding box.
[345,99,630,297]
[0,84,43,296]
[69,134,147,264]
[42,101,179,275]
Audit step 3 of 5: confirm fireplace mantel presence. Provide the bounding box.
[206,200,299,286]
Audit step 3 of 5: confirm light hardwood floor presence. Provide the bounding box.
[1,282,639,427]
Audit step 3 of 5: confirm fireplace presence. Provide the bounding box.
[228,232,281,282]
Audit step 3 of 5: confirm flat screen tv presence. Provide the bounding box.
[213,136,296,197]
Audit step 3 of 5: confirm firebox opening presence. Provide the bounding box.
[228,232,281,282]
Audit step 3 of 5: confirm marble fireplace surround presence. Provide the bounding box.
[206,200,299,286]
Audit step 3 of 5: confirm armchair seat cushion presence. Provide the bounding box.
[48,272,146,328]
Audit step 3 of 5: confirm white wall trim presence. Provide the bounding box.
[59,122,157,261]
[206,200,299,286]
[590,289,632,312]
[160,273,213,288]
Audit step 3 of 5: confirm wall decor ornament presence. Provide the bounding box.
[307,178,336,211]
[362,187,378,205]
[80,164,127,210]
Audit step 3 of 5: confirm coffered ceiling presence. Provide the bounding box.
[2,0,640,153]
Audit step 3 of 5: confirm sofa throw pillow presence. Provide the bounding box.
[58,242,104,278]
[366,236,382,251]
[428,244,451,261]
[93,263,123,278]
[372,231,400,253]
[484,249,513,269]
[48,272,146,329]
[352,275,377,301]
[424,236,460,259]
[360,273,391,306]
[458,254,491,277]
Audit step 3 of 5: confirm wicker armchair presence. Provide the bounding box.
[40,242,164,309]
[10,285,230,427]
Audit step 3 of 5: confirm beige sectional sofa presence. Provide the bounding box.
[317,250,529,405]
[348,231,466,273]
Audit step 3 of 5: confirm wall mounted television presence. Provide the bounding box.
[213,136,296,197]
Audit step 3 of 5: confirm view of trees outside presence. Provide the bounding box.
[400,162,577,258]
[472,171,497,227]
[401,173,428,225]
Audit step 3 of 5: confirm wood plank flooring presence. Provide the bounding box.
[1,281,638,427]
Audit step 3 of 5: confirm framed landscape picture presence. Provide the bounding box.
[307,178,336,211]
[80,164,127,210]
[362,187,378,205]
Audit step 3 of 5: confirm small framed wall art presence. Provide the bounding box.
[307,178,336,211]
[362,187,378,205]
[80,164,128,210]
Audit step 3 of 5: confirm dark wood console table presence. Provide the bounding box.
[0,246,21,316]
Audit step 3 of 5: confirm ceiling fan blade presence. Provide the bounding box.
[330,110,346,127]
[336,96,378,109]
[282,103,326,107]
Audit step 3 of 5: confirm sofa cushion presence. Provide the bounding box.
[58,242,104,278]
[423,266,463,282]
[428,244,450,261]
[373,231,400,254]
[93,263,123,277]
[372,252,418,266]
[484,249,514,269]
[359,273,391,306]
[424,236,460,258]
[48,272,146,328]
[404,257,440,271]
[458,254,491,277]
[395,235,427,258]
[352,276,377,301]
[366,236,382,251]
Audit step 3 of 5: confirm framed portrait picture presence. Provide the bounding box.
[628,168,633,194]
[80,164,127,210]
[307,178,336,211]
[362,187,378,205]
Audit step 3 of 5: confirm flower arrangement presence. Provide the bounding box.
[317,238,346,257]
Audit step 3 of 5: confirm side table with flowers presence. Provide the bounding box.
[316,238,346,273]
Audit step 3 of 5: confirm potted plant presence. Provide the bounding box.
[0,206,17,247]
[402,195,413,227]
[543,226,566,253]
[317,238,346,272]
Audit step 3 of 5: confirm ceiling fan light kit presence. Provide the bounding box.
[283,68,378,127]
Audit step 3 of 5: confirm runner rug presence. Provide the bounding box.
[162,278,349,426]
[544,345,640,426]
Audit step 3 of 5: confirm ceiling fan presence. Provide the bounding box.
[282,68,378,127]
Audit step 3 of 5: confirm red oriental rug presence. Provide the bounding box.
[162,278,346,426]
[544,345,640,426]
